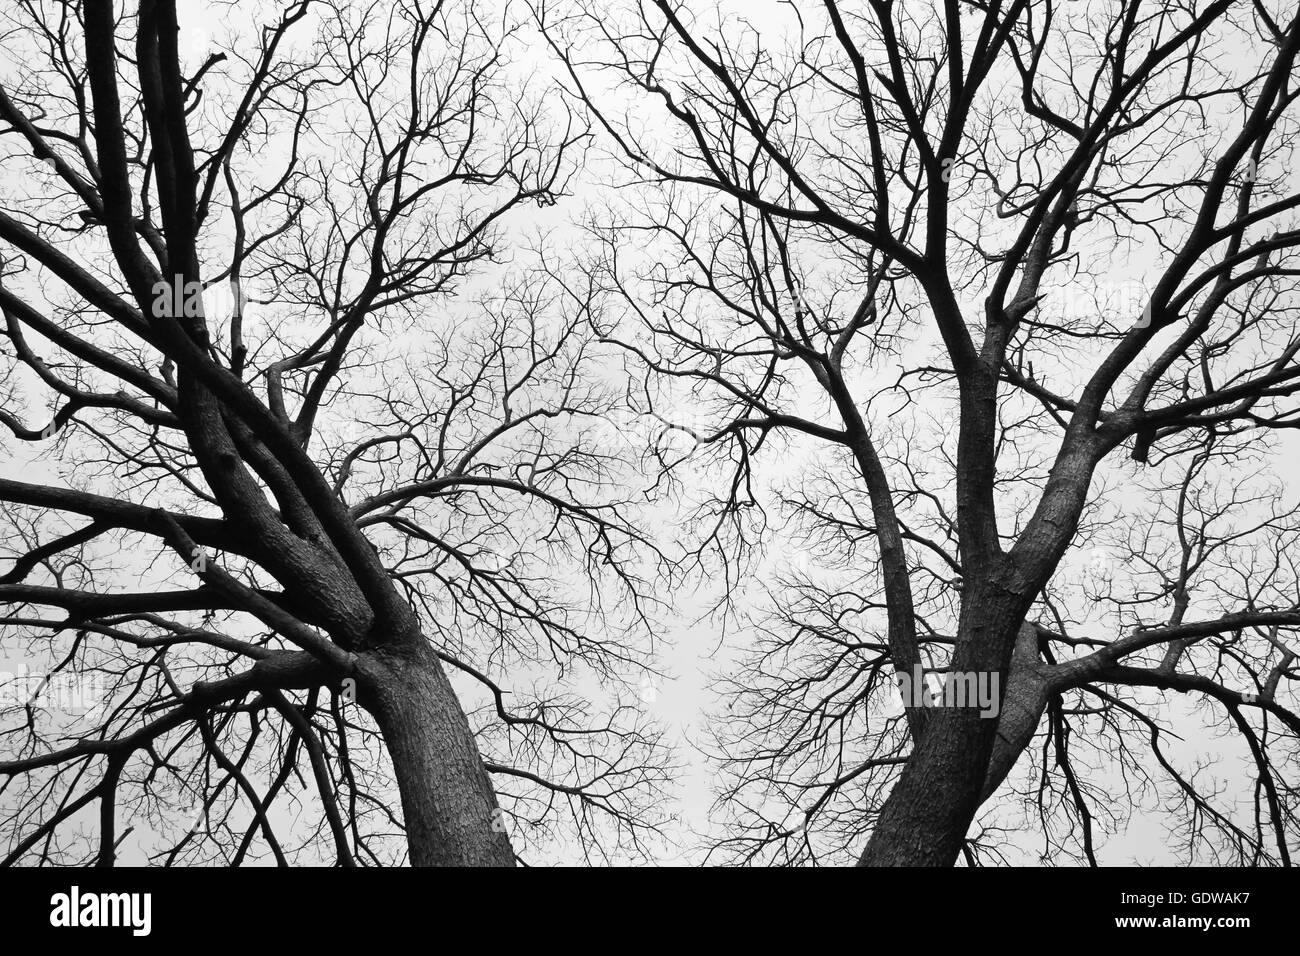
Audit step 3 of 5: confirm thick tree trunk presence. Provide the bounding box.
[857,706,999,865]
[360,643,515,866]
[859,615,1045,866]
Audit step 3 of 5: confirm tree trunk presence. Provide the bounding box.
[978,623,1051,802]
[857,705,1000,865]
[859,613,1042,866]
[361,643,515,866]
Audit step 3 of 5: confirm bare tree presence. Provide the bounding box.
[544,0,1300,865]
[0,0,670,866]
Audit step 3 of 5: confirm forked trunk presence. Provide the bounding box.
[857,705,1001,866]
[859,619,1045,866]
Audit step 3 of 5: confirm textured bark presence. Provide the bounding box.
[978,624,1052,803]
[858,619,1058,866]
[856,706,1000,866]
[859,605,1045,866]
[361,644,515,867]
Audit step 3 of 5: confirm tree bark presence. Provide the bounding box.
[360,643,515,867]
[859,613,1043,866]
[977,624,1051,803]
[857,708,999,866]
